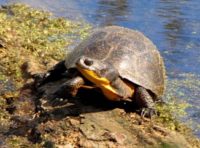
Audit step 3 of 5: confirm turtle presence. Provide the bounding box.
[37,26,165,117]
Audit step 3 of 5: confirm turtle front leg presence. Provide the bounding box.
[134,86,156,118]
[51,76,84,98]
[47,76,85,106]
[34,60,67,87]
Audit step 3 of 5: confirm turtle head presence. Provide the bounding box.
[76,56,123,101]
[76,56,135,101]
[76,56,119,85]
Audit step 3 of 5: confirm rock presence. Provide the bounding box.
[79,110,136,146]
[77,109,192,147]
[2,57,199,147]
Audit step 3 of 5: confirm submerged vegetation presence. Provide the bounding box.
[165,73,200,134]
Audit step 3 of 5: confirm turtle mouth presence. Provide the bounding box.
[76,56,123,101]
[76,57,109,85]
[76,56,110,79]
[76,56,120,83]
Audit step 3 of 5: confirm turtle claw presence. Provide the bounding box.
[34,72,58,88]
[33,73,47,87]
[140,107,157,119]
[44,94,68,107]
[49,97,66,107]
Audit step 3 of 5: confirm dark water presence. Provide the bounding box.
[0,0,199,137]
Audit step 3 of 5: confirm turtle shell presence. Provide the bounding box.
[65,26,165,97]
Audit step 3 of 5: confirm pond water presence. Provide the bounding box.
[0,0,199,137]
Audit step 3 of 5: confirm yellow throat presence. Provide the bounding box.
[77,67,121,101]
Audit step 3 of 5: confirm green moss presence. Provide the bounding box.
[0,4,90,87]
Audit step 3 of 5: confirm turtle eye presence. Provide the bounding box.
[84,58,93,67]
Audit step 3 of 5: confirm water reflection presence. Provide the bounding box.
[157,0,184,48]
[95,0,129,26]
[165,19,183,48]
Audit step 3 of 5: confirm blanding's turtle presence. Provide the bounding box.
[38,26,165,117]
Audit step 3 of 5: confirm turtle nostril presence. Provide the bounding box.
[84,58,93,66]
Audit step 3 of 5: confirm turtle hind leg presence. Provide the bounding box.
[34,60,67,86]
[134,86,156,118]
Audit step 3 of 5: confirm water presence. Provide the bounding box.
[0,0,199,137]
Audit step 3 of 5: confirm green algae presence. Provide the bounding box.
[154,72,200,147]
[164,73,200,131]
[156,102,189,131]
[0,4,90,87]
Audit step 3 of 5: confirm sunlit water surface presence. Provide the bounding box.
[0,0,199,137]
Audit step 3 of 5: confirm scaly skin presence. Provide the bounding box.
[134,86,156,118]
